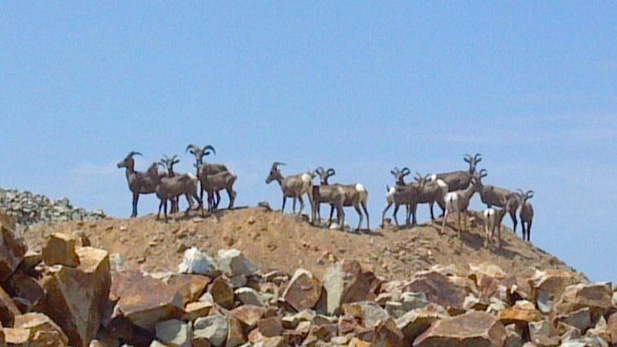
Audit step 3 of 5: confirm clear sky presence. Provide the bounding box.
[1,3,615,281]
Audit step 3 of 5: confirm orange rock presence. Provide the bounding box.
[258,316,284,337]
[4,327,31,346]
[0,212,27,281]
[226,316,247,347]
[42,233,80,267]
[0,285,21,326]
[230,305,267,329]
[406,271,473,314]
[282,269,323,312]
[166,274,212,305]
[14,312,69,347]
[413,311,506,347]
[4,271,45,311]
[323,260,374,315]
[210,277,235,309]
[373,318,404,346]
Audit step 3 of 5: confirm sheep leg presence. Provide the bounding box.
[227,189,236,209]
[429,202,435,220]
[441,209,448,234]
[362,202,369,231]
[281,196,287,212]
[131,193,139,218]
[510,211,518,235]
[354,205,363,232]
[405,204,411,227]
[184,194,193,215]
[214,191,221,209]
[527,220,532,241]
[411,203,419,227]
[484,222,490,248]
[157,199,163,220]
[163,199,169,222]
[381,202,392,228]
[392,204,400,228]
[498,225,502,248]
[328,204,336,225]
[337,205,345,230]
[297,196,304,216]
[292,198,297,213]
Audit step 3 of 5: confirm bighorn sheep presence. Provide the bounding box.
[186,144,226,207]
[159,155,180,213]
[195,163,238,211]
[483,207,508,248]
[474,169,522,234]
[518,189,534,242]
[382,181,422,228]
[117,151,160,217]
[441,180,479,235]
[265,162,313,216]
[409,173,448,225]
[319,171,369,232]
[430,153,482,191]
[311,167,345,230]
[391,167,411,186]
[155,168,203,222]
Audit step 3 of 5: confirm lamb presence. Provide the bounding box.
[483,207,508,248]
[155,170,203,222]
[265,162,313,216]
[441,180,479,235]
[311,167,345,230]
[117,151,160,217]
[474,169,522,234]
[429,153,482,191]
[518,190,535,242]
[196,163,238,211]
[159,155,181,213]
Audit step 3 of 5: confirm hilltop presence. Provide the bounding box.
[25,206,584,282]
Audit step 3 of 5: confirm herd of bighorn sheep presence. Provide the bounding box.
[118,149,535,246]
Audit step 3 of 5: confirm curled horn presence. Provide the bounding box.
[202,145,216,156]
[478,169,488,178]
[326,168,335,176]
[464,153,472,163]
[186,144,201,154]
[272,162,285,170]
[391,167,400,176]
[171,155,180,165]
[315,166,325,175]
[414,171,423,182]
[127,151,142,158]
[401,167,411,177]
[526,190,535,199]
[474,153,482,163]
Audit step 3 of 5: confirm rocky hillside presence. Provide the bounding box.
[25,207,584,282]
[1,209,615,347]
[0,187,105,230]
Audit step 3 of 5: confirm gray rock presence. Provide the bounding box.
[217,249,257,277]
[235,287,265,307]
[155,319,192,347]
[193,315,228,347]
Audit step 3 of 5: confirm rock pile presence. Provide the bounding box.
[2,210,617,346]
[0,187,105,228]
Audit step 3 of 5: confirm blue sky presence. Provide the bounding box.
[1,2,616,281]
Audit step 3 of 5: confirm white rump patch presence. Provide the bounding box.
[301,173,312,183]
[386,186,396,198]
[436,179,447,189]
[429,174,437,182]
[484,208,495,219]
[188,173,197,180]
[355,183,366,192]
[445,192,458,203]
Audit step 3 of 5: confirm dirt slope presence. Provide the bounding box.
[24,207,585,281]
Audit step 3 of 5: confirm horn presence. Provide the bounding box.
[401,167,411,176]
[474,153,482,162]
[479,168,488,177]
[392,167,400,174]
[327,168,335,176]
[202,145,216,156]
[272,162,285,169]
[414,172,423,182]
[464,153,472,163]
[315,167,325,175]
[185,144,201,154]
[127,151,142,158]
[527,190,535,199]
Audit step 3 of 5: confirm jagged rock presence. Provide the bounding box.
[14,312,69,346]
[396,304,449,343]
[109,253,128,272]
[3,327,31,346]
[282,269,323,312]
[0,212,27,281]
[178,247,219,277]
[413,311,506,347]
[400,292,431,311]
[210,277,235,309]
[42,233,81,267]
[372,318,404,346]
[254,336,286,347]
[555,308,592,332]
[235,287,265,307]
[0,285,21,326]
[499,301,542,327]
[606,312,617,344]
[258,316,284,337]
[165,274,212,305]
[406,271,473,314]
[226,316,246,347]
[343,301,389,328]
[40,246,111,347]
[229,305,266,329]
[555,283,612,317]
[529,319,559,346]
[155,319,192,347]
[559,337,609,347]
[533,269,580,300]
[185,301,213,321]
[193,315,228,347]
[4,271,45,311]
[217,249,257,277]
[110,271,184,332]
[323,260,373,315]
[504,324,524,347]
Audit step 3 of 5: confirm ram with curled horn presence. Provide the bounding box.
[517,189,535,242]
[186,143,228,208]
[117,151,161,217]
[265,162,314,218]
[159,154,182,213]
[311,167,345,230]
[319,168,370,232]
[428,153,482,192]
[472,169,523,234]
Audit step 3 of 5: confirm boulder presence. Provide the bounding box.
[225,316,246,347]
[40,246,111,347]
[396,304,449,343]
[178,247,219,276]
[413,311,506,347]
[532,269,580,300]
[559,337,609,347]
[254,336,286,347]
[193,315,228,347]
[14,312,69,346]
[110,271,184,332]
[217,249,257,277]
[4,270,45,310]
[372,318,405,346]
[18,250,42,273]
[0,212,27,281]
[322,260,373,315]
[555,308,592,332]
[165,274,212,305]
[282,269,323,312]
[555,283,612,317]
[258,316,284,337]
[607,312,617,344]
[42,232,81,267]
[406,271,472,314]
[185,301,213,321]
[400,292,431,311]
[155,319,192,347]
[210,277,235,309]
[3,327,31,346]
[0,285,21,326]
[229,305,266,329]
[528,319,559,346]
[498,301,542,327]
